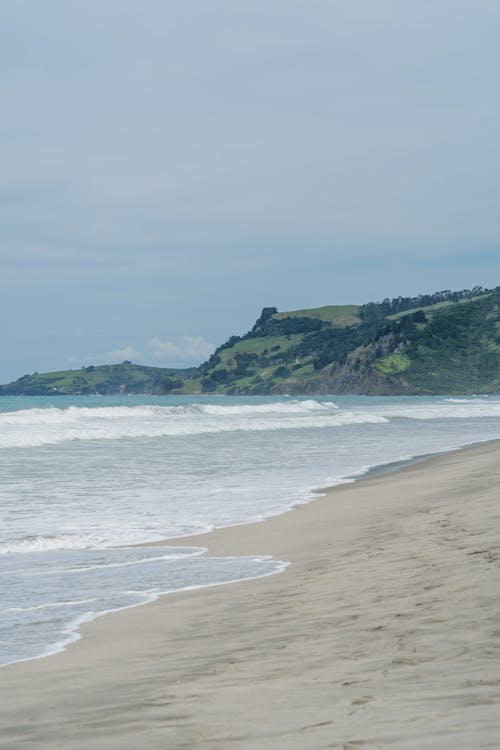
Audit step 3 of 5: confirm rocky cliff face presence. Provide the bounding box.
[267,333,418,395]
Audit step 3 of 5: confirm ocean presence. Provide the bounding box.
[1,393,500,668]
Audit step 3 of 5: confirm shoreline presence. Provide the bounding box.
[1,440,486,671]
[2,439,500,748]
[137,437,499,556]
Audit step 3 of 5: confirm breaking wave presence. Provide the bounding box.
[0,400,382,447]
[0,397,499,448]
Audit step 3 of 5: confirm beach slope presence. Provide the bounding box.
[1,442,500,749]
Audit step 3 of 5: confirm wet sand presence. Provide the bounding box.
[1,441,500,749]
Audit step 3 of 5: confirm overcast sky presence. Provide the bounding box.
[1,1,499,381]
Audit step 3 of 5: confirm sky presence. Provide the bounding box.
[1,0,500,382]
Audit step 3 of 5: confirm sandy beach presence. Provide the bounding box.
[2,440,500,749]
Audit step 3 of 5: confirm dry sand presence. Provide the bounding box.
[1,441,500,749]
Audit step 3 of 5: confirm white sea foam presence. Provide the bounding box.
[0,533,132,555]
[1,397,500,447]
[5,598,98,613]
[0,401,383,448]
[64,550,206,572]
[444,397,488,403]
[198,399,339,415]
[0,532,208,556]
[375,402,500,420]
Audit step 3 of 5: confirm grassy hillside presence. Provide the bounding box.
[394,292,500,393]
[0,362,197,396]
[196,287,500,395]
[2,286,498,396]
[273,305,361,326]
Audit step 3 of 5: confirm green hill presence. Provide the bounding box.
[196,287,500,395]
[0,362,197,396]
[2,285,499,396]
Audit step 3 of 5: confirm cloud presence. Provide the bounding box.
[66,346,142,367]
[149,336,215,364]
[3,0,500,262]
[106,345,142,362]
[65,337,213,372]
[1,1,499,385]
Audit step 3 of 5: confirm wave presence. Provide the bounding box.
[0,532,205,556]
[0,401,384,448]
[443,397,488,403]
[0,399,339,424]
[379,402,500,421]
[198,399,339,415]
[5,598,99,613]
[0,398,499,448]
[0,532,137,555]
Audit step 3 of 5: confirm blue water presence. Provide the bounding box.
[1,393,500,666]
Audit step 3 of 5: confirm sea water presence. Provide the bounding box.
[1,393,500,667]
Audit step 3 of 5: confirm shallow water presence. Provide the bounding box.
[1,393,499,666]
